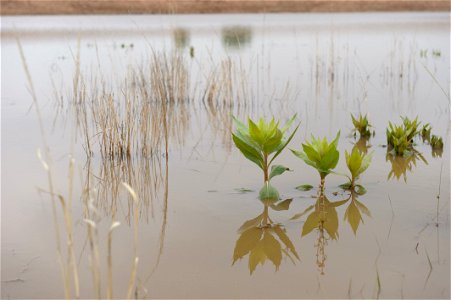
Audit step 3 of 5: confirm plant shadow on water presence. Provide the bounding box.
[232,186,299,274]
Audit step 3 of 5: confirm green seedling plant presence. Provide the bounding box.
[402,116,421,141]
[232,115,300,183]
[340,148,372,195]
[290,132,340,188]
[351,114,373,138]
[421,123,432,142]
[386,116,420,156]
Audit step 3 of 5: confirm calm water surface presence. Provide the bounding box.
[1,12,450,299]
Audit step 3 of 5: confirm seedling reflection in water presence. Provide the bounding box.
[290,190,347,275]
[232,115,300,183]
[343,191,371,235]
[232,191,299,274]
[386,149,427,182]
[340,148,373,195]
[290,132,340,189]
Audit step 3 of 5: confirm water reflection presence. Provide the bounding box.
[173,28,190,49]
[222,26,252,49]
[298,193,347,274]
[352,136,371,154]
[343,191,371,235]
[386,150,428,182]
[232,193,299,274]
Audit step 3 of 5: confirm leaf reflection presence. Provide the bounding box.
[232,193,299,274]
[343,191,371,235]
[303,193,346,275]
[352,136,371,154]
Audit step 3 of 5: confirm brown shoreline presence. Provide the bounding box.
[1,0,449,15]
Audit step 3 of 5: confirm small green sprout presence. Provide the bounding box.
[420,123,432,142]
[340,148,372,194]
[386,116,420,156]
[290,132,340,183]
[402,116,421,141]
[351,114,372,138]
[232,115,300,183]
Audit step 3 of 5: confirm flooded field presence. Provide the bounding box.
[1,12,450,299]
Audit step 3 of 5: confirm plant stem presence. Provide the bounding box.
[263,154,269,183]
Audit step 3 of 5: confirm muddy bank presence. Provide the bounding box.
[2,0,449,15]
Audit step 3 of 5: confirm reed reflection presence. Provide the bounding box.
[232,186,299,274]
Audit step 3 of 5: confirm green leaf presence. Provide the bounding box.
[248,118,264,146]
[358,151,373,176]
[234,188,255,193]
[290,149,317,169]
[232,115,249,135]
[319,148,339,173]
[355,185,367,195]
[268,121,300,165]
[339,182,352,190]
[233,227,263,264]
[259,183,279,202]
[281,114,298,133]
[232,133,264,169]
[302,144,321,163]
[263,129,283,154]
[270,198,293,211]
[269,165,291,180]
[295,184,314,191]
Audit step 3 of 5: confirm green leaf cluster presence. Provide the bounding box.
[342,148,372,192]
[290,132,340,179]
[351,114,372,138]
[386,116,420,156]
[232,115,299,182]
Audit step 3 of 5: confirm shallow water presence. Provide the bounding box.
[1,12,450,299]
